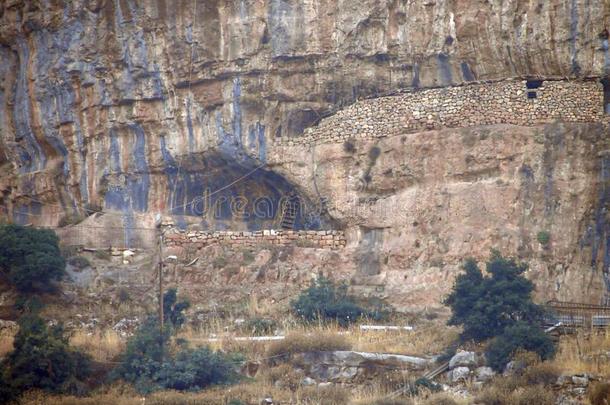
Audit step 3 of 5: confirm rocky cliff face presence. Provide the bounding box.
[0,0,609,307]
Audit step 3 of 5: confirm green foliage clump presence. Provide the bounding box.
[94,249,111,261]
[0,313,91,402]
[291,276,373,327]
[444,251,545,342]
[537,230,551,245]
[245,318,277,335]
[67,255,91,269]
[114,288,240,393]
[0,224,66,292]
[486,322,556,371]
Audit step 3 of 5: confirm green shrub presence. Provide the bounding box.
[114,289,239,393]
[486,322,555,372]
[291,276,369,326]
[244,318,277,335]
[58,213,85,227]
[343,139,356,153]
[536,231,550,245]
[242,250,255,264]
[444,251,545,341]
[67,255,91,269]
[0,314,91,402]
[0,224,66,292]
[94,250,111,261]
[212,256,228,269]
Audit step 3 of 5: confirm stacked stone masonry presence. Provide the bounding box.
[280,79,606,145]
[164,229,346,250]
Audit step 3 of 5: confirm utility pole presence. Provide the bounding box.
[157,230,164,363]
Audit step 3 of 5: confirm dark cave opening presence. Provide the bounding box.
[602,77,610,114]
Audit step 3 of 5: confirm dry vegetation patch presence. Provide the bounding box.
[548,328,610,376]
[266,330,351,360]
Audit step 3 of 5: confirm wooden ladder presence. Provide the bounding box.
[279,197,299,230]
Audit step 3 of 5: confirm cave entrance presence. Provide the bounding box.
[160,150,332,231]
[602,77,610,114]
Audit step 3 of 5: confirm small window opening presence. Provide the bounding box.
[526,79,543,89]
[527,91,537,99]
[602,77,610,114]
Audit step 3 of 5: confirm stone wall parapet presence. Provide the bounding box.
[163,229,346,249]
[277,79,607,146]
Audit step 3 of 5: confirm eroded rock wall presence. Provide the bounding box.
[0,0,609,225]
[268,122,610,307]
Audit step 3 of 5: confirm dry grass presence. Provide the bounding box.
[548,328,610,376]
[0,330,15,358]
[178,318,457,363]
[266,330,351,360]
[588,382,610,405]
[69,329,125,362]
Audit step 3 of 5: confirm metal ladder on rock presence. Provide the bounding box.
[279,196,299,230]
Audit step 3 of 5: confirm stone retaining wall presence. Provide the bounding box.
[279,79,606,145]
[163,229,346,250]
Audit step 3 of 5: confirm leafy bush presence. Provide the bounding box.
[486,322,555,372]
[114,289,239,393]
[67,255,91,269]
[58,213,85,227]
[244,318,277,335]
[444,251,545,341]
[0,314,91,402]
[94,250,111,261]
[212,256,228,269]
[291,276,369,326]
[0,224,66,292]
[343,139,356,153]
[536,231,550,245]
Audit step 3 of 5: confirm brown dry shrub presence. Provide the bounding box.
[299,385,350,404]
[588,382,610,405]
[509,385,554,405]
[261,363,304,391]
[422,393,460,405]
[353,398,413,405]
[521,361,559,386]
[476,381,554,405]
[266,331,351,361]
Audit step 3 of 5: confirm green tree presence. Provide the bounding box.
[444,251,545,341]
[486,322,556,371]
[0,224,65,292]
[114,288,239,393]
[291,276,374,326]
[0,313,91,402]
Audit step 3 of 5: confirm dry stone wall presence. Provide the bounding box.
[163,229,346,250]
[281,79,606,145]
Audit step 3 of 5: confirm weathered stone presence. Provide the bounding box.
[474,366,496,382]
[447,367,471,383]
[449,350,477,369]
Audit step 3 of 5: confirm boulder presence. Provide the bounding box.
[449,350,477,369]
[301,377,316,386]
[571,375,589,387]
[475,366,496,382]
[448,366,471,383]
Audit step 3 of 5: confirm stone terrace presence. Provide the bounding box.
[279,79,606,145]
[163,229,346,250]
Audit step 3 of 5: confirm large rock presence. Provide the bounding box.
[474,366,496,382]
[449,350,477,369]
[447,367,471,383]
[294,350,431,382]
